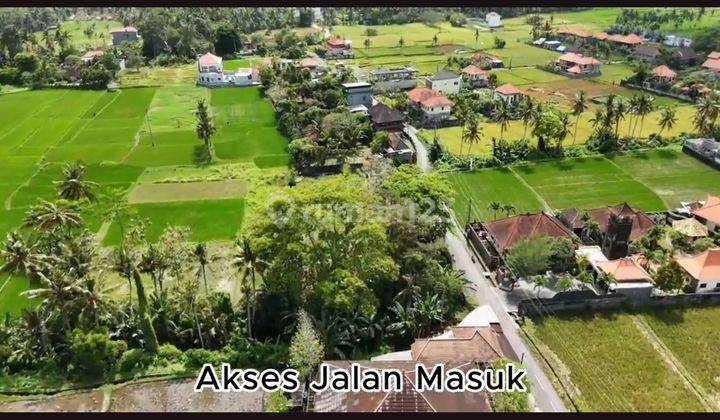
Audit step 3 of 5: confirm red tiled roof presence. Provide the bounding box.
[109,26,137,34]
[566,65,583,74]
[557,52,600,66]
[326,35,346,48]
[406,87,437,103]
[651,65,677,80]
[198,52,221,67]
[421,95,453,108]
[708,51,720,60]
[635,44,660,57]
[587,203,655,241]
[693,195,720,225]
[299,58,318,68]
[597,257,652,282]
[494,83,523,96]
[462,64,487,76]
[702,57,720,73]
[411,326,504,362]
[480,212,574,252]
[675,248,720,281]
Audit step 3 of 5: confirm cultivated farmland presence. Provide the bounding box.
[448,148,720,226]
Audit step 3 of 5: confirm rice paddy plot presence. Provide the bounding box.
[0,274,40,317]
[526,312,705,412]
[513,156,666,211]
[448,168,545,225]
[609,149,720,208]
[102,198,246,245]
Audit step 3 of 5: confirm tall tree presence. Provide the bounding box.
[493,100,512,140]
[232,236,266,338]
[658,106,678,135]
[22,200,82,232]
[54,161,98,202]
[461,114,483,156]
[195,99,216,163]
[289,310,324,380]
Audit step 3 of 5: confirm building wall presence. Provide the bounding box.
[112,32,138,46]
[425,78,461,95]
[493,92,521,105]
[346,90,373,108]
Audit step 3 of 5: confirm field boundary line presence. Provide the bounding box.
[54,90,123,147]
[507,166,553,213]
[0,90,69,143]
[0,274,12,296]
[629,314,715,412]
[601,155,669,210]
[4,162,50,211]
[120,89,160,164]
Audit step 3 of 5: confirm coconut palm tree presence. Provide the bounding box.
[693,94,719,136]
[111,244,137,309]
[54,161,98,202]
[488,201,502,220]
[557,112,571,152]
[613,100,628,139]
[462,114,483,156]
[518,96,535,140]
[77,276,115,328]
[397,36,405,54]
[0,231,49,277]
[22,200,83,232]
[193,243,218,295]
[363,37,370,49]
[195,99,216,163]
[23,270,85,331]
[502,203,516,217]
[493,100,512,140]
[634,93,655,138]
[232,236,266,338]
[571,90,587,144]
[658,106,678,135]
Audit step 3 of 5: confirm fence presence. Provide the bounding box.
[620,81,694,103]
[519,291,720,318]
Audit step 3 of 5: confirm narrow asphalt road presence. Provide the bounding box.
[408,131,566,411]
[445,229,568,412]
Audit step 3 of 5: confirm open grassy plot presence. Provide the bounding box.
[610,149,720,208]
[493,68,569,86]
[514,156,666,211]
[146,86,209,132]
[210,87,289,165]
[449,168,545,225]
[34,19,121,51]
[642,306,720,399]
[102,198,246,245]
[117,64,198,87]
[526,313,705,412]
[127,179,247,203]
[592,63,637,86]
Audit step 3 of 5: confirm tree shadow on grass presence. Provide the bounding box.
[639,307,686,325]
[193,145,211,167]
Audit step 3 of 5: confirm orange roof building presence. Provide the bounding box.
[477,212,575,253]
[675,248,720,293]
[558,28,643,45]
[692,195,720,228]
[702,52,720,73]
[651,65,677,81]
[493,83,524,105]
[406,87,437,104]
[556,53,601,75]
[596,257,652,283]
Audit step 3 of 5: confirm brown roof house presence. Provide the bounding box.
[109,26,139,46]
[368,103,405,132]
[461,64,489,88]
[312,307,517,413]
[692,195,720,231]
[406,87,453,126]
[634,44,660,61]
[596,256,654,299]
[650,65,677,83]
[701,52,720,75]
[384,131,416,164]
[493,83,524,105]
[675,248,720,293]
[556,53,601,76]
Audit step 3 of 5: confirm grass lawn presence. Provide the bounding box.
[34,19,122,51]
[127,179,247,203]
[513,156,667,211]
[102,198,246,245]
[525,312,705,412]
[493,67,570,86]
[641,306,720,397]
[449,168,545,225]
[117,64,198,87]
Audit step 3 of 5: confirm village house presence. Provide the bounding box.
[664,34,692,48]
[683,138,720,168]
[555,52,601,76]
[701,51,720,76]
[596,256,654,299]
[196,52,260,87]
[324,35,354,59]
[81,49,104,65]
[385,131,416,164]
[313,307,514,413]
[424,70,462,95]
[634,45,661,61]
[368,103,404,132]
[557,28,644,48]
[109,26,139,46]
[485,12,503,28]
[468,212,575,269]
[461,64,489,88]
[493,83,524,105]
[675,248,720,293]
[473,52,504,69]
[342,82,373,111]
[406,87,453,125]
[649,65,677,86]
[672,47,698,67]
[691,195,720,232]
[368,67,419,91]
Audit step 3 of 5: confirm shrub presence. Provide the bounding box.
[68,329,127,380]
[118,348,154,373]
[158,344,185,363]
[265,392,291,412]
[184,348,221,370]
[0,67,21,85]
